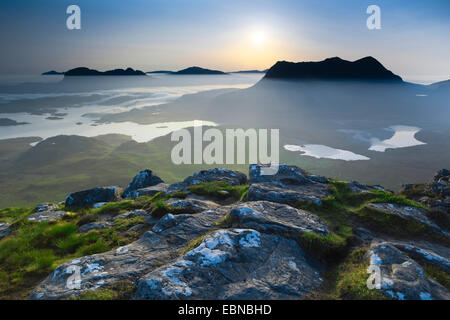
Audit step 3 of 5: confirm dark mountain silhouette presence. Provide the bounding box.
[263,57,403,82]
[173,66,227,75]
[64,67,146,76]
[42,70,64,75]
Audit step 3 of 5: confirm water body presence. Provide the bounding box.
[0,73,262,143]
[369,125,426,152]
[284,144,370,161]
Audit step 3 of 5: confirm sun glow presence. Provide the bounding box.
[251,32,265,46]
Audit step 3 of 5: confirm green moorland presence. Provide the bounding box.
[2,124,450,208]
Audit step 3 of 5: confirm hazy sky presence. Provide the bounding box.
[0,0,449,81]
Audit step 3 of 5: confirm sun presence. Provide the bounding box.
[251,31,265,46]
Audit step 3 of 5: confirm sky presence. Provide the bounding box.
[0,0,449,81]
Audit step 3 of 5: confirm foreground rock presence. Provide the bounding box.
[27,165,450,300]
[367,241,449,300]
[123,170,164,199]
[30,199,327,299]
[247,164,329,205]
[367,203,449,237]
[30,207,229,299]
[165,198,220,214]
[229,201,329,236]
[65,186,122,208]
[135,229,322,299]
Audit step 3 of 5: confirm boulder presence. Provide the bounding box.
[249,164,311,184]
[164,198,220,214]
[247,164,330,206]
[168,168,247,192]
[135,229,323,300]
[367,203,448,237]
[367,242,449,300]
[0,222,11,239]
[65,186,122,208]
[123,170,164,199]
[229,201,329,236]
[390,241,450,272]
[27,211,68,223]
[247,182,329,206]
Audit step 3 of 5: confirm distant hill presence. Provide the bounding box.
[42,70,64,75]
[263,57,403,82]
[173,66,227,75]
[65,67,146,76]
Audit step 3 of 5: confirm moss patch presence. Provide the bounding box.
[188,181,249,201]
[298,231,347,262]
[334,247,388,300]
[421,263,450,291]
[69,281,135,300]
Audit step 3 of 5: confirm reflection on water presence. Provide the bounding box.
[0,73,262,142]
[29,120,217,146]
[284,144,370,161]
[369,125,426,152]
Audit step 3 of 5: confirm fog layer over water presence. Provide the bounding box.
[0,73,262,142]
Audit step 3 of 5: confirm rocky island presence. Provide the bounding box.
[0,164,448,300]
[64,67,146,76]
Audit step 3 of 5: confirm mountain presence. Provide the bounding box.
[64,67,146,76]
[263,56,403,82]
[173,66,227,75]
[41,70,64,75]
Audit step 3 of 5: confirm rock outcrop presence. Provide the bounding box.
[23,166,450,300]
[135,229,322,299]
[247,164,329,205]
[367,203,448,237]
[367,241,449,300]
